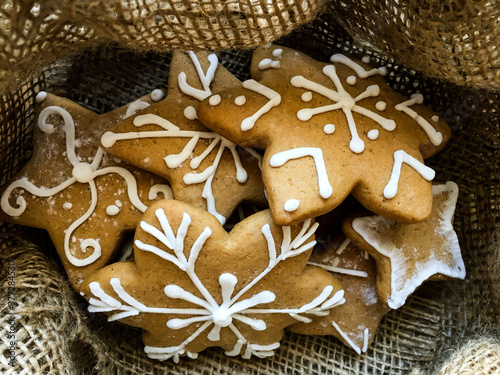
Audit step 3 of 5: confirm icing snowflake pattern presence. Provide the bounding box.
[87,209,345,362]
[101,52,262,224]
[290,54,396,154]
[1,105,171,267]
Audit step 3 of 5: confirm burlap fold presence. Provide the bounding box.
[1,0,499,374]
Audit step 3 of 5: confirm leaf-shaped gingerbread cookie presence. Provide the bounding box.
[196,45,451,226]
[343,181,465,309]
[81,200,345,362]
[101,51,265,225]
[0,92,172,290]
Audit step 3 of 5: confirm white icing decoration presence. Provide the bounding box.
[151,89,165,102]
[88,211,344,362]
[383,150,435,199]
[209,95,221,106]
[183,106,197,120]
[272,49,283,58]
[367,129,379,140]
[395,94,443,146]
[432,115,440,122]
[362,328,369,353]
[336,238,350,255]
[290,62,396,154]
[258,58,281,70]
[0,106,155,267]
[375,101,386,111]
[148,184,173,200]
[361,56,370,64]
[353,181,465,309]
[241,80,281,131]
[63,202,72,210]
[36,91,47,103]
[178,51,218,101]
[323,124,335,134]
[125,100,150,119]
[330,54,387,77]
[234,96,246,106]
[284,199,299,212]
[106,205,120,216]
[270,147,333,199]
[331,321,362,355]
[346,76,357,85]
[100,53,262,224]
[307,261,368,278]
[301,92,313,102]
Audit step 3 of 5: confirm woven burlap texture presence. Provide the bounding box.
[1,0,499,374]
[0,0,325,96]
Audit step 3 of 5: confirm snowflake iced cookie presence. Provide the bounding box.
[81,200,345,362]
[196,45,451,226]
[289,232,390,355]
[0,93,172,290]
[100,51,265,225]
[342,181,465,309]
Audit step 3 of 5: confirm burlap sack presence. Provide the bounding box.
[1,1,499,374]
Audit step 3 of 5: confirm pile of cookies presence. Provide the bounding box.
[0,45,466,362]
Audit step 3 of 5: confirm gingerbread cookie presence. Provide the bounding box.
[81,200,345,362]
[196,45,451,226]
[100,51,265,225]
[343,181,465,309]
[289,232,390,355]
[0,93,172,290]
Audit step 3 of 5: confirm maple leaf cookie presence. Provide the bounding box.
[100,51,265,225]
[81,200,345,362]
[196,45,451,226]
[0,93,172,290]
[343,181,466,309]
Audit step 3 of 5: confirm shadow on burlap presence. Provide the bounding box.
[0,1,499,374]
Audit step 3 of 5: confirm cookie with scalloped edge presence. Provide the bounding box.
[289,232,390,355]
[81,200,345,362]
[0,92,172,290]
[342,181,465,309]
[100,50,265,225]
[196,44,451,226]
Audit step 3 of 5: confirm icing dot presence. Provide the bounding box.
[151,89,164,102]
[362,56,370,64]
[323,124,335,134]
[284,199,300,212]
[272,49,283,58]
[209,95,221,106]
[36,91,47,103]
[432,115,440,122]
[63,202,72,210]
[301,92,313,102]
[106,205,120,216]
[115,200,122,207]
[367,129,379,140]
[346,76,357,85]
[72,163,95,183]
[258,58,281,70]
[375,101,386,111]
[184,106,197,120]
[234,96,246,106]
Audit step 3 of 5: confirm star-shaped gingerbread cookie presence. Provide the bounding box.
[81,200,345,362]
[100,50,265,225]
[342,181,465,309]
[288,212,390,355]
[0,92,172,290]
[196,45,451,226]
